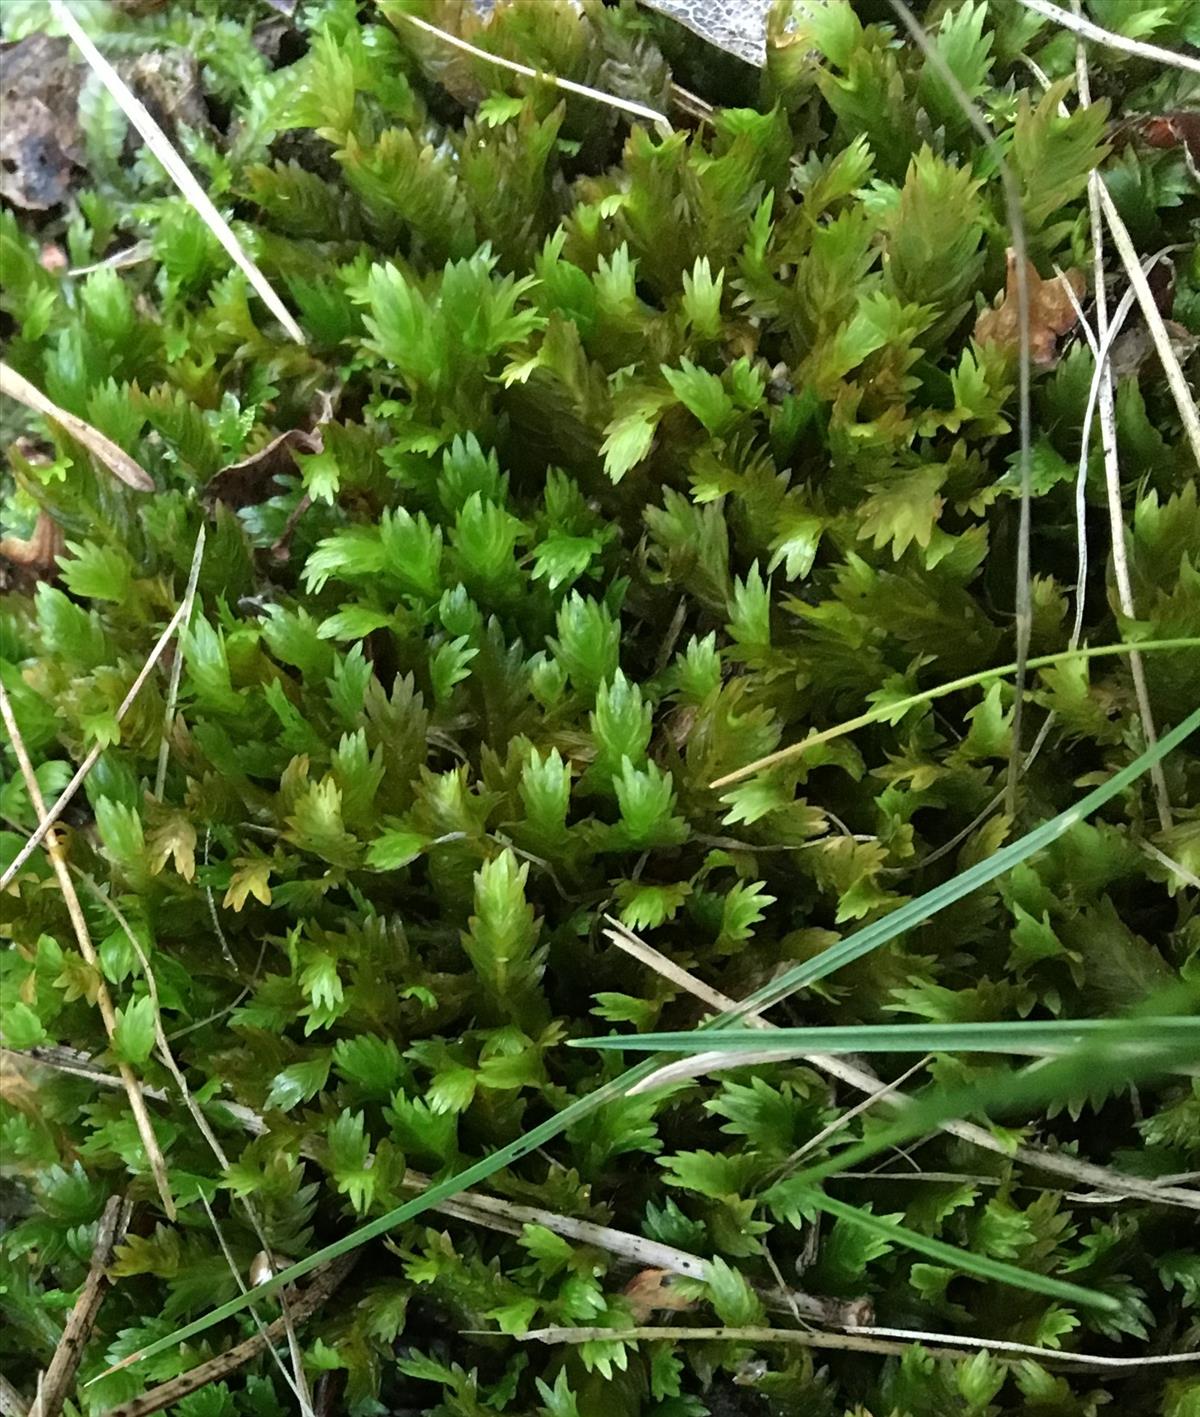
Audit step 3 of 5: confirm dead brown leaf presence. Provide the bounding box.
[974,250,1086,366]
[204,427,323,510]
[622,1267,697,1323]
[0,33,85,209]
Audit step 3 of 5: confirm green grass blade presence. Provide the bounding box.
[105,702,1200,1377]
[572,1017,1200,1054]
[777,1189,1122,1312]
[97,1059,666,1377]
[710,638,1200,788]
[731,702,1200,1017]
[786,1026,1200,1191]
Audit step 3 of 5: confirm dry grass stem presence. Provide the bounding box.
[0,681,176,1218]
[395,11,672,132]
[0,527,205,891]
[398,1169,866,1325]
[47,2,305,343]
[852,1322,1200,1369]
[1098,183,1200,468]
[1015,0,1200,74]
[0,361,154,492]
[1069,30,1173,827]
[153,526,207,798]
[516,1323,1200,1370]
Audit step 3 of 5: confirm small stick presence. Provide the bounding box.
[99,1256,357,1417]
[0,362,153,492]
[398,1169,866,1327]
[32,1196,131,1417]
[47,1,304,344]
[0,683,175,1219]
[0,528,205,892]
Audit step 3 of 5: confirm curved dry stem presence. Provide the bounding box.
[394,10,672,133]
[0,684,175,1219]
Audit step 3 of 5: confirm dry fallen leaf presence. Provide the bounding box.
[622,1267,697,1322]
[0,362,155,491]
[974,250,1087,366]
[0,508,66,577]
[0,33,85,209]
[204,427,324,511]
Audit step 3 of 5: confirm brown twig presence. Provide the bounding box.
[99,1256,357,1417]
[32,1196,131,1417]
[0,682,176,1218]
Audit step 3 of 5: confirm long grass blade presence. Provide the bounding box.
[97,698,1200,1378]
[777,1026,1200,1192]
[783,1190,1122,1311]
[725,701,1200,1016]
[573,1017,1200,1055]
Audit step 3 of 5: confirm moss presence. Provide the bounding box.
[2,1,1199,1413]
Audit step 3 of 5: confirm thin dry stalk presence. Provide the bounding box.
[0,362,153,492]
[99,1256,357,1417]
[515,1322,1199,1371]
[66,241,154,277]
[85,884,314,1416]
[153,527,207,798]
[607,922,1200,1209]
[0,528,205,891]
[852,1322,1200,1370]
[31,1195,131,1417]
[398,1169,865,1326]
[603,919,874,1096]
[1141,840,1200,893]
[1098,182,1200,469]
[0,682,175,1218]
[1,1044,266,1135]
[1071,29,1172,829]
[782,1056,931,1168]
[395,11,672,132]
[1014,0,1200,74]
[48,2,304,344]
